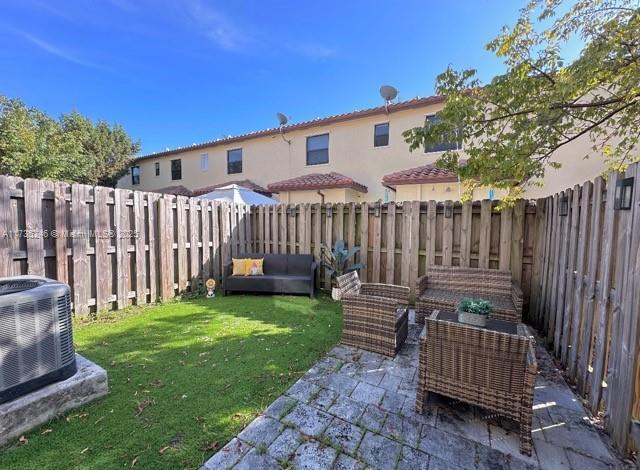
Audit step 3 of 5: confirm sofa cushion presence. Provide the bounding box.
[226,274,311,293]
[287,254,314,275]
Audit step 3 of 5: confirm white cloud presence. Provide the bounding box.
[182,0,249,51]
[16,30,109,70]
[287,42,335,59]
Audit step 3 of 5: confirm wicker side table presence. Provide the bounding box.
[416,310,537,455]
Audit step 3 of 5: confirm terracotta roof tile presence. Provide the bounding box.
[382,164,460,186]
[136,95,445,161]
[155,185,193,196]
[192,180,271,196]
[268,172,367,193]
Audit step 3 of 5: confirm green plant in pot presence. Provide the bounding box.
[457,298,494,327]
[321,240,364,300]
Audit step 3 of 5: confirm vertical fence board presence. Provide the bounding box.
[386,203,396,284]
[0,176,12,277]
[590,173,618,410]
[561,186,581,363]
[499,206,513,271]
[325,204,333,289]
[442,200,453,266]
[189,197,199,291]
[134,192,147,303]
[158,196,175,300]
[54,182,69,284]
[577,177,604,393]
[147,193,159,302]
[94,186,110,311]
[371,205,382,283]
[425,201,436,269]
[71,184,90,315]
[553,189,572,356]
[116,189,131,309]
[478,200,492,269]
[568,182,592,377]
[24,179,45,276]
[359,203,368,282]
[510,201,525,284]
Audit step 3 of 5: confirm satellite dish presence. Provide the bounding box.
[380,85,398,102]
[276,112,288,126]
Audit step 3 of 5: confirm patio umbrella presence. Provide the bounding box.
[199,184,278,205]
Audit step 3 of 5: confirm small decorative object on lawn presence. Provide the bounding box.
[321,240,364,301]
[457,298,493,327]
[205,278,216,298]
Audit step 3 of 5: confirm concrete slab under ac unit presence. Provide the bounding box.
[0,354,108,446]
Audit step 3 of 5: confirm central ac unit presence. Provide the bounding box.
[0,276,76,404]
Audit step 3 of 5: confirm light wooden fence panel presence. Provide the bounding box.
[528,162,640,453]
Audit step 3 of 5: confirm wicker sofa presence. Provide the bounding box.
[416,310,537,455]
[416,266,523,323]
[336,271,410,357]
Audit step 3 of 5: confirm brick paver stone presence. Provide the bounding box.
[334,453,365,470]
[234,448,279,470]
[350,381,385,405]
[328,395,367,422]
[418,425,477,469]
[397,445,430,470]
[202,438,250,470]
[236,415,283,447]
[283,403,333,437]
[263,395,298,420]
[357,431,402,469]
[286,379,321,403]
[267,427,302,462]
[323,417,365,453]
[292,441,337,469]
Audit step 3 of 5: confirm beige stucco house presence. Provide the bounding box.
[118,95,608,202]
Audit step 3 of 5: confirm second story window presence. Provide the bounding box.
[374,123,389,147]
[227,148,242,174]
[306,133,329,165]
[424,115,462,153]
[200,153,208,171]
[171,159,182,180]
[131,166,140,185]
[154,162,160,176]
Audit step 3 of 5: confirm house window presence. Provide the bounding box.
[154,162,160,176]
[306,134,329,165]
[424,115,462,153]
[200,153,208,171]
[374,123,389,147]
[131,166,140,185]
[171,159,182,180]
[227,148,242,174]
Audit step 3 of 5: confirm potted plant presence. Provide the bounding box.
[321,240,365,300]
[457,298,493,327]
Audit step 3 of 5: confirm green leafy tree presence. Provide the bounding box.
[0,96,140,186]
[403,0,640,205]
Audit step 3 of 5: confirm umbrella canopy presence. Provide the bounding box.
[199,184,278,205]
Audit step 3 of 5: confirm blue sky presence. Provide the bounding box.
[1,0,527,155]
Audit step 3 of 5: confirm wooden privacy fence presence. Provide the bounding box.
[0,175,256,315]
[528,161,640,453]
[248,200,537,304]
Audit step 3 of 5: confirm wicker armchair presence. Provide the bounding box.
[416,266,523,323]
[416,310,537,455]
[336,271,410,357]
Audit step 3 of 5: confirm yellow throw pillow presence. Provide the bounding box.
[245,258,264,276]
[232,258,249,276]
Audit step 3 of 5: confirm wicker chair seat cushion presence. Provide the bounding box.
[419,289,516,316]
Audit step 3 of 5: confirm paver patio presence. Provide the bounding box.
[203,312,625,469]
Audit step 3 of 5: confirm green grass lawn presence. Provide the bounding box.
[0,294,342,470]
